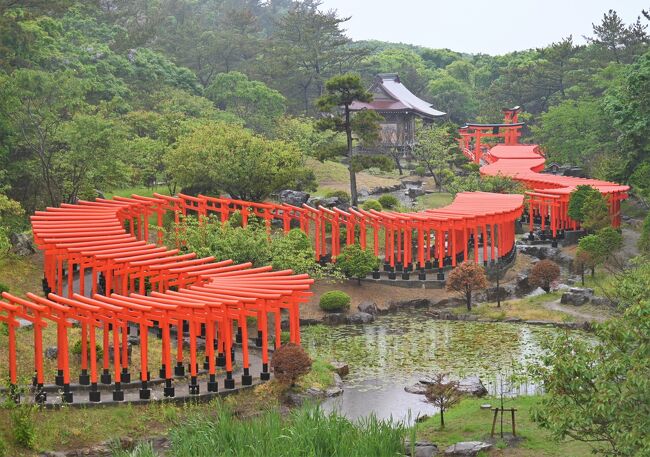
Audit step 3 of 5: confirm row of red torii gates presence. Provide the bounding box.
[0,108,629,405]
[459,107,629,246]
[1,196,311,404]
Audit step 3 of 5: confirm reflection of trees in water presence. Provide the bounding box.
[301,314,589,389]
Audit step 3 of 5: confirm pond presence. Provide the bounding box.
[300,311,587,422]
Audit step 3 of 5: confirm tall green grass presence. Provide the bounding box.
[169,405,406,457]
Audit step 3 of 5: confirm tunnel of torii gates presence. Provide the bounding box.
[0,109,628,405]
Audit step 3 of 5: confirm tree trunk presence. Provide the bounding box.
[466,291,472,311]
[440,407,445,428]
[393,153,403,175]
[345,105,358,206]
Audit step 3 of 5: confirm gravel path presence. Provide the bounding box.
[542,299,610,323]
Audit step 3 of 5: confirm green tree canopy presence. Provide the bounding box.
[567,185,602,224]
[316,73,387,206]
[412,123,457,190]
[166,122,315,201]
[206,72,286,134]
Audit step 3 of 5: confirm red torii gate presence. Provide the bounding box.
[2,193,312,405]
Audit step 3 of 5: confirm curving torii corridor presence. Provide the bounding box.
[0,108,630,405]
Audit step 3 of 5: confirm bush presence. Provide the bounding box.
[0,435,6,457]
[361,199,382,211]
[71,339,103,359]
[336,243,380,284]
[324,190,350,204]
[529,259,561,292]
[11,405,35,449]
[0,283,8,294]
[414,165,426,177]
[271,342,312,385]
[319,290,351,312]
[378,194,399,209]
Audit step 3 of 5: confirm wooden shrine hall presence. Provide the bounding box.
[350,73,446,155]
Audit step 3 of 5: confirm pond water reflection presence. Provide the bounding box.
[301,311,586,422]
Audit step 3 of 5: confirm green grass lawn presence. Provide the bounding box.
[106,185,169,199]
[0,255,43,297]
[415,192,454,210]
[417,396,595,456]
[456,292,573,323]
[306,158,401,196]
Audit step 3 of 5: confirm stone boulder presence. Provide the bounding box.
[527,287,547,298]
[347,312,375,324]
[9,232,35,256]
[485,285,515,302]
[444,441,492,456]
[517,245,549,260]
[358,300,378,315]
[321,313,348,325]
[406,375,487,397]
[560,288,593,306]
[278,190,310,207]
[388,298,431,311]
[45,346,58,360]
[456,376,488,396]
[16,318,33,329]
[514,273,534,296]
[326,373,344,397]
[330,361,349,377]
[404,440,438,457]
[432,297,464,307]
[307,196,349,211]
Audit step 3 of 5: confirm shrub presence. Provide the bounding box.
[378,194,399,209]
[336,243,380,284]
[414,165,426,177]
[528,259,561,292]
[269,229,320,276]
[324,190,350,204]
[319,290,351,312]
[0,283,8,294]
[11,405,35,449]
[71,339,103,359]
[271,342,312,385]
[361,199,382,211]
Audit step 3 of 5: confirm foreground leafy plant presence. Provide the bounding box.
[169,404,405,457]
[531,297,650,456]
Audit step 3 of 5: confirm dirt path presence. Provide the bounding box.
[542,299,611,323]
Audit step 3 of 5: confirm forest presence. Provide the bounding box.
[1,0,649,231]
